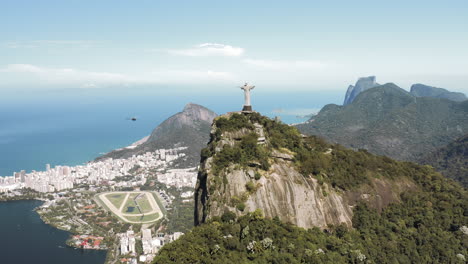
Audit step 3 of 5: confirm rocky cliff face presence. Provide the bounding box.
[196,153,354,229]
[410,83,467,102]
[343,76,379,105]
[195,112,416,229]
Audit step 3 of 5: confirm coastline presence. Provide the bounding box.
[0,143,196,263]
[0,200,107,264]
[1,197,107,251]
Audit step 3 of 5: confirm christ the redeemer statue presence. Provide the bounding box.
[240,82,255,112]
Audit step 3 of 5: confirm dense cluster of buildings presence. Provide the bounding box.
[69,235,105,250]
[1,145,195,263]
[0,147,197,193]
[120,230,137,255]
[0,175,21,193]
[0,147,197,263]
[119,227,184,263]
[156,168,197,188]
[24,165,74,193]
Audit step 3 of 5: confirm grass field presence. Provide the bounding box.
[120,193,154,214]
[105,193,126,209]
[122,193,140,214]
[125,213,160,222]
[136,194,153,214]
[96,191,164,224]
[151,192,167,216]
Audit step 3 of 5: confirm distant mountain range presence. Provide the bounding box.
[96,103,217,167]
[296,82,468,162]
[343,77,466,105]
[410,83,467,102]
[420,134,468,187]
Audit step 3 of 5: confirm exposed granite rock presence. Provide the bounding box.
[410,83,467,102]
[343,76,379,105]
[269,149,294,161]
[195,113,416,229]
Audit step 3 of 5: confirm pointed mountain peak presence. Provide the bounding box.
[343,76,380,105]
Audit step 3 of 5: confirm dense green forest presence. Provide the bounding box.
[156,168,467,263]
[203,112,439,191]
[420,134,467,187]
[296,84,468,163]
[155,113,467,263]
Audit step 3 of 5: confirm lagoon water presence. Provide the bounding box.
[0,200,107,264]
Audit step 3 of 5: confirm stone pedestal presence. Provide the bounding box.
[242,105,252,111]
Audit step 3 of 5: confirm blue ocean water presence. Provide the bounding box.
[0,87,342,264]
[0,88,342,176]
[0,93,175,176]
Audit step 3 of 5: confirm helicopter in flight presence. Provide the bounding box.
[126,117,138,121]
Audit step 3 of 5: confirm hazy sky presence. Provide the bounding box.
[1,0,467,93]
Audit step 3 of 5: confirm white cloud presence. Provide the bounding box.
[149,69,235,83]
[1,64,131,84]
[0,64,235,87]
[167,43,244,57]
[242,59,327,70]
[81,83,98,88]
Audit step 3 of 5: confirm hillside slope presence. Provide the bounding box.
[97,103,217,167]
[420,134,468,187]
[155,112,467,264]
[195,112,427,229]
[296,83,468,162]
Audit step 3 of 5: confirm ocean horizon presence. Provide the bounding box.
[0,88,342,177]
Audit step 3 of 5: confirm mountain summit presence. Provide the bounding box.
[147,103,218,144]
[297,83,468,162]
[343,76,379,105]
[343,77,467,106]
[194,112,420,229]
[410,83,467,102]
[97,103,217,167]
[155,111,467,264]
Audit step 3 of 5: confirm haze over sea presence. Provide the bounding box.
[0,88,342,177]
